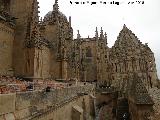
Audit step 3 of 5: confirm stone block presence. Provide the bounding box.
[0,93,16,115]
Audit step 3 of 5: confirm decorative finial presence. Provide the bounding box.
[101,27,103,31]
[40,17,43,22]
[104,32,107,38]
[100,27,104,39]
[100,27,103,34]
[55,0,58,4]
[95,27,98,38]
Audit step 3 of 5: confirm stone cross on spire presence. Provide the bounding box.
[55,0,58,4]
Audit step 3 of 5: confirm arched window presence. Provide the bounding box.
[86,47,92,57]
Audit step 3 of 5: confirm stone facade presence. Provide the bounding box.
[73,28,109,82]
[0,0,158,86]
[0,0,74,80]
[0,0,160,119]
[0,20,14,76]
[109,25,158,88]
[74,25,159,88]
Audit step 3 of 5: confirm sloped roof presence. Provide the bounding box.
[110,24,153,60]
[113,24,140,47]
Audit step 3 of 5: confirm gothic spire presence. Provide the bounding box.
[95,27,98,39]
[104,32,108,45]
[100,27,104,40]
[69,16,71,27]
[77,30,81,39]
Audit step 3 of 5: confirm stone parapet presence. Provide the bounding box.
[0,84,95,120]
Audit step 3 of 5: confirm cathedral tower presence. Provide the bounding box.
[40,0,73,80]
[9,0,40,77]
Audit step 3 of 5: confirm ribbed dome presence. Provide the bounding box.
[44,11,53,18]
[43,10,68,23]
[43,1,69,24]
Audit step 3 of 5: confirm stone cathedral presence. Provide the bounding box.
[1,0,160,120]
[0,0,159,86]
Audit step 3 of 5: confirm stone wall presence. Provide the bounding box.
[41,47,50,78]
[43,24,60,79]
[80,40,97,81]
[129,101,153,120]
[0,93,16,115]
[32,94,94,120]
[10,0,34,77]
[0,84,95,120]
[74,36,108,82]
[0,22,14,76]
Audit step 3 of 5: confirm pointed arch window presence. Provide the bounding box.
[86,47,92,57]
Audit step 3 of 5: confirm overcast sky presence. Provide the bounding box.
[38,0,160,78]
